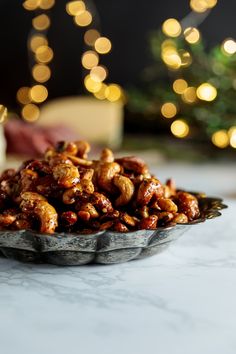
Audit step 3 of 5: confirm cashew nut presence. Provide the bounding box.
[62,184,82,204]
[136,178,164,206]
[80,169,94,194]
[96,162,120,193]
[53,163,80,188]
[100,148,114,163]
[113,174,135,207]
[75,141,91,159]
[115,156,149,174]
[20,192,58,234]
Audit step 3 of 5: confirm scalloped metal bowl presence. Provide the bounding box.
[0,195,227,266]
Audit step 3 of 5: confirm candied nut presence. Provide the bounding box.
[20,192,58,234]
[96,162,120,193]
[115,156,149,175]
[136,178,164,206]
[78,210,90,222]
[139,215,158,230]
[66,155,93,167]
[0,169,16,182]
[26,160,52,175]
[62,184,82,204]
[13,219,32,230]
[48,153,73,167]
[61,211,78,226]
[53,163,80,188]
[100,148,114,163]
[113,174,135,207]
[157,198,178,213]
[80,203,99,218]
[0,210,17,227]
[156,212,174,225]
[75,141,91,159]
[20,169,38,192]
[99,220,114,230]
[121,212,137,227]
[113,222,129,232]
[175,192,200,220]
[100,210,120,222]
[172,213,188,224]
[80,169,94,194]
[136,206,149,218]
[91,192,113,213]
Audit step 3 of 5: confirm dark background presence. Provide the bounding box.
[0,0,234,108]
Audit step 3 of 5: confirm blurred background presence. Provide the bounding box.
[1,0,236,163]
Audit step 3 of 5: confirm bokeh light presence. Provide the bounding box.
[221,39,236,55]
[84,75,102,93]
[66,1,85,16]
[16,87,31,105]
[190,0,209,13]
[32,64,51,83]
[94,37,112,54]
[84,29,100,46]
[162,18,181,38]
[211,130,229,148]
[21,104,40,122]
[0,105,8,123]
[32,14,50,31]
[90,66,107,83]
[161,102,177,118]
[30,85,48,103]
[179,50,192,67]
[184,27,200,44]
[196,83,217,101]
[35,45,54,63]
[74,10,92,27]
[181,87,197,103]
[81,51,99,69]
[39,0,55,10]
[105,84,122,102]
[171,119,190,138]
[161,48,181,69]
[93,83,107,100]
[173,79,188,94]
[29,35,48,53]
[23,0,40,11]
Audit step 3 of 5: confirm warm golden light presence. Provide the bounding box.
[211,130,229,148]
[94,37,112,54]
[93,83,107,100]
[161,102,177,118]
[32,14,50,31]
[74,10,92,27]
[30,85,48,103]
[22,104,40,122]
[173,79,188,94]
[162,18,181,38]
[184,27,200,44]
[205,0,217,8]
[221,39,236,55]
[39,0,55,10]
[105,84,122,102]
[84,75,102,93]
[181,87,197,103]
[32,64,51,83]
[90,66,107,82]
[16,87,31,105]
[66,1,85,16]
[23,0,40,11]
[197,83,217,101]
[35,45,54,63]
[84,29,100,46]
[179,50,192,67]
[30,35,48,53]
[81,51,99,69]
[0,105,8,123]
[190,0,209,13]
[171,120,189,138]
[161,48,181,69]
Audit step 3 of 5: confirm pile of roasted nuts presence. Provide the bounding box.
[0,141,200,234]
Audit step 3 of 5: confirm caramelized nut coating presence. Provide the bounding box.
[0,139,201,233]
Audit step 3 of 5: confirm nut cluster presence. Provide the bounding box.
[0,141,200,234]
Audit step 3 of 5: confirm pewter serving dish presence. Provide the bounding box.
[0,194,227,266]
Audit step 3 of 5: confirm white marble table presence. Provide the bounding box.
[0,163,236,354]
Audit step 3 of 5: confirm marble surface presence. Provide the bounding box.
[0,163,236,354]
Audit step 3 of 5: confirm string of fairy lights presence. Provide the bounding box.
[159,0,236,149]
[65,0,123,102]
[16,0,55,122]
[16,0,123,123]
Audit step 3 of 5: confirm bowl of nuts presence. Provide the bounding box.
[0,141,227,265]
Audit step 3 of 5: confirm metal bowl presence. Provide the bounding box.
[0,194,227,266]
